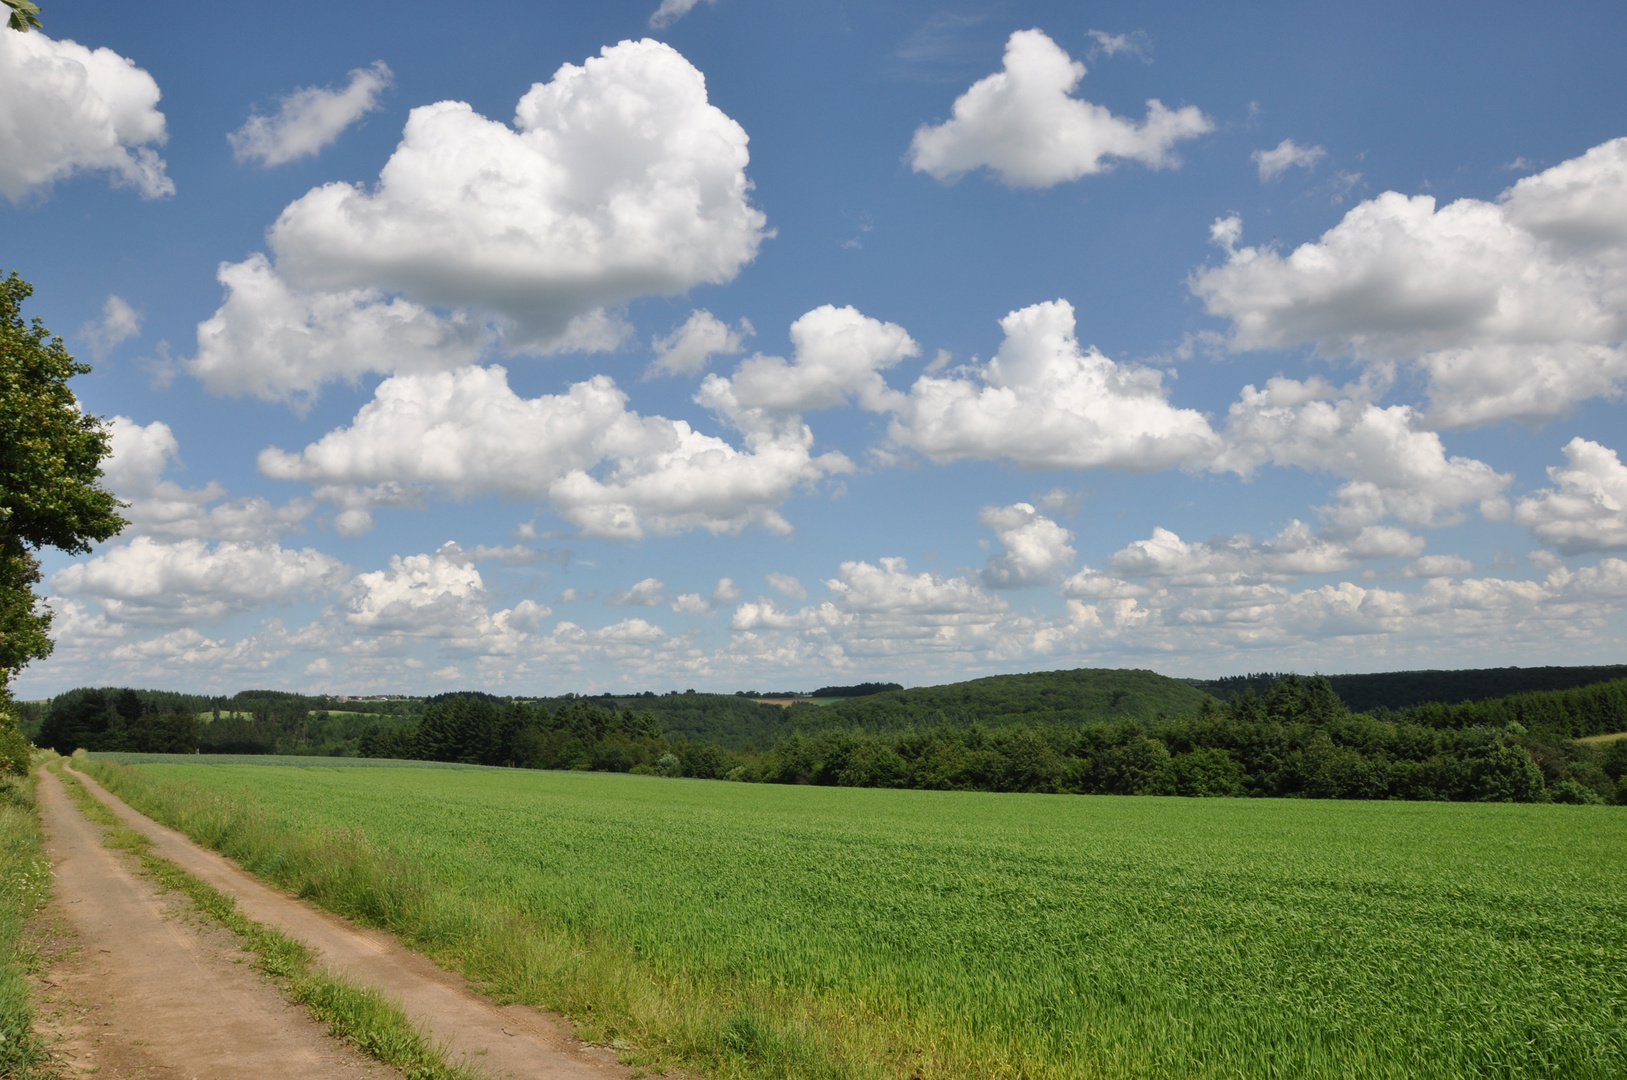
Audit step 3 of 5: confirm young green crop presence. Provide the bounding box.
[92,759,1627,1080]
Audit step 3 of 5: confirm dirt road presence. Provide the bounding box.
[33,766,403,1079]
[42,765,632,1080]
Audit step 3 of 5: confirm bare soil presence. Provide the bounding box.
[32,766,403,1079]
[39,766,635,1080]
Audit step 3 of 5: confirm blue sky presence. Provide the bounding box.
[6,1,1627,696]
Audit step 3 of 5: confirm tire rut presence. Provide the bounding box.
[63,767,636,1080]
[33,766,404,1080]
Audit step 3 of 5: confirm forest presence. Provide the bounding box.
[27,666,1627,804]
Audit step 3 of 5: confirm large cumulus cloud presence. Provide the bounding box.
[0,27,171,200]
[1192,138,1627,427]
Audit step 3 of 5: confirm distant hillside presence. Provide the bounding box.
[594,693,792,750]
[1194,665,1627,713]
[786,668,1215,735]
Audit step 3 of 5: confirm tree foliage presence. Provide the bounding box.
[3,0,42,33]
[0,273,125,691]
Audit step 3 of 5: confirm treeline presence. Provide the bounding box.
[795,668,1213,737]
[358,696,741,777]
[1384,679,1627,739]
[34,687,419,756]
[1196,665,1627,713]
[746,677,1626,804]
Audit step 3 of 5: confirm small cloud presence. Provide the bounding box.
[560,586,581,603]
[650,0,715,30]
[333,508,373,537]
[1086,29,1152,62]
[1528,550,1563,571]
[1251,138,1326,182]
[711,577,742,604]
[1038,488,1083,518]
[230,61,392,167]
[79,295,142,360]
[1209,214,1243,251]
[607,577,665,606]
[1404,555,1474,578]
[646,309,751,378]
[670,592,708,614]
[767,572,807,600]
[306,656,333,675]
[1502,156,1536,172]
[841,213,875,251]
[1325,169,1365,205]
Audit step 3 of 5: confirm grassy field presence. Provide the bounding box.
[0,771,52,1077]
[85,759,1627,1080]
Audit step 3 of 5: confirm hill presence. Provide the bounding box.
[785,667,1215,736]
[1194,665,1627,713]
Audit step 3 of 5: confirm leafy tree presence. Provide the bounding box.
[0,704,30,776]
[4,0,42,33]
[0,273,125,692]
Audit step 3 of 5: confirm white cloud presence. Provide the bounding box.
[0,27,172,200]
[78,295,142,359]
[670,593,709,614]
[766,572,807,600]
[258,364,851,539]
[608,578,666,606]
[649,0,715,30]
[908,29,1211,188]
[190,254,490,409]
[103,415,314,543]
[1405,555,1474,577]
[51,536,345,624]
[1215,377,1511,530]
[1192,137,1627,427]
[1251,138,1326,181]
[711,577,741,603]
[338,542,545,654]
[230,61,393,167]
[825,557,1007,618]
[267,39,768,347]
[698,304,918,418]
[1514,437,1627,554]
[1085,29,1151,62]
[886,299,1220,470]
[1097,521,1422,589]
[647,309,751,377]
[980,503,1076,588]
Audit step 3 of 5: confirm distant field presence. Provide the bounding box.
[97,761,1626,1080]
[1577,730,1627,744]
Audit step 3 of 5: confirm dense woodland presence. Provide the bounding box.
[1195,665,1627,713]
[25,666,1627,804]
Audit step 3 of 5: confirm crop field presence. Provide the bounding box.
[90,760,1627,1080]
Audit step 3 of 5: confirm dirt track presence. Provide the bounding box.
[33,766,403,1079]
[35,766,636,1080]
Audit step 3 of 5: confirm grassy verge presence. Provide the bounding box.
[0,765,53,1080]
[50,760,478,1080]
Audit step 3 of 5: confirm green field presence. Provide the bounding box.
[88,759,1627,1080]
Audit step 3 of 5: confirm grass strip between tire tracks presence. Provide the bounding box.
[49,759,480,1080]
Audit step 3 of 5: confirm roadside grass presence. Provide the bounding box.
[78,756,1627,1080]
[50,760,479,1080]
[0,765,53,1080]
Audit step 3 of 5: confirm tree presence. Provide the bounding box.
[1,273,126,693]
[4,1,42,33]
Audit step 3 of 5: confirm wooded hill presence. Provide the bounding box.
[1193,665,1627,713]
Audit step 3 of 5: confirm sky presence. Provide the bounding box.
[5,0,1627,697]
